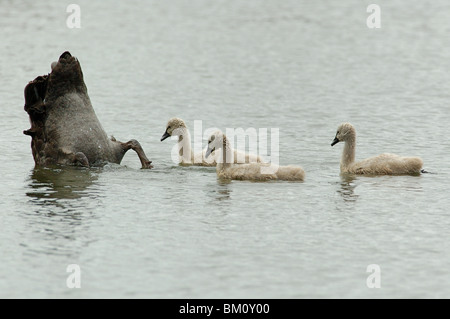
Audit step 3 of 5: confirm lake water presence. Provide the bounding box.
[1,0,450,298]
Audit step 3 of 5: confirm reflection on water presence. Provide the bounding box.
[26,166,101,217]
[21,166,102,258]
[337,174,358,202]
[205,178,232,204]
[215,179,232,201]
[26,166,98,200]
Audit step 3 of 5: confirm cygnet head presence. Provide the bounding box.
[331,122,355,146]
[205,130,225,158]
[161,117,187,141]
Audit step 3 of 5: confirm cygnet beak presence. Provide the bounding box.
[331,137,339,146]
[160,130,170,142]
[205,146,214,158]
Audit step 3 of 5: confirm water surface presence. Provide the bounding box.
[1,0,450,298]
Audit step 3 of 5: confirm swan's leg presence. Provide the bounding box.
[74,152,89,167]
[121,139,153,169]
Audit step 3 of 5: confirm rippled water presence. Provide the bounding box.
[1,0,450,298]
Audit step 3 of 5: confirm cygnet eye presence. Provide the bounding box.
[167,126,171,129]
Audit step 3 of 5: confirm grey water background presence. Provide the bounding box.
[1,0,450,298]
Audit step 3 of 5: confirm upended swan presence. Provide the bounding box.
[331,122,423,175]
[160,118,264,166]
[205,131,305,181]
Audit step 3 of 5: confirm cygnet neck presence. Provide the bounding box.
[218,135,234,169]
[177,127,193,162]
[341,131,356,171]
